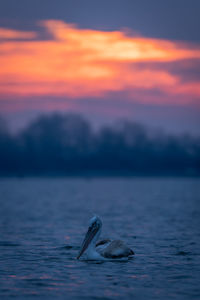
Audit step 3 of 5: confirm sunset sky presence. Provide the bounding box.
[0,0,200,134]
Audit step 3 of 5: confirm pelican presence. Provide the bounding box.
[77,216,134,260]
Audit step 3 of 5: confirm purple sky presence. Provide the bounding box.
[0,0,200,135]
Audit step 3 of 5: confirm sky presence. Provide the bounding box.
[0,0,200,135]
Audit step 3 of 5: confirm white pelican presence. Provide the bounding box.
[77,216,134,260]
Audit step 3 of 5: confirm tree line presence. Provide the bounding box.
[0,113,199,176]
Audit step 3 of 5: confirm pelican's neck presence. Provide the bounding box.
[91,227,101,248]
[86,227,101,258]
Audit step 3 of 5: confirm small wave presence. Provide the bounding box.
[62,245,73,250]
[57,245,78,250]
[175,251,191,256]
[0,241,20,247]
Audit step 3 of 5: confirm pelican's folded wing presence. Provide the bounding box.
[102,240,134,258]
[96,239,111,247]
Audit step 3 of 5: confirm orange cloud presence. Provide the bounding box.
[0,20,200,105]
[0,28,37,39]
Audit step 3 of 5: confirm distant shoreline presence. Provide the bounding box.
[0,170,199,179]
[1,113,200,177]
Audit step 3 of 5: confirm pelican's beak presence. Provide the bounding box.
[77,224,98,259]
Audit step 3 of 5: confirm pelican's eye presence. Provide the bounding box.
[93,221,98,228]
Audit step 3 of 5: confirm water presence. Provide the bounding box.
[0,177,200,299]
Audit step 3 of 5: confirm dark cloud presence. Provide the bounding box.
[134,59,200,83]
[0,0,200,41]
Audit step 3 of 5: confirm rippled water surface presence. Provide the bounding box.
[0,177,200,299]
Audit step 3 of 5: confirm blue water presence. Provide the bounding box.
[0,177,200,299]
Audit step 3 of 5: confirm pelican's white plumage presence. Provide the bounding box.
[77,216,134,260]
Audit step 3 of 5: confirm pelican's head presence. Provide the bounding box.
[77,216,102,259]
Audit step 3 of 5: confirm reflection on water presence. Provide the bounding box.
[0,177,200,299]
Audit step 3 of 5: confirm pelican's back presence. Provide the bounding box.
[99,240,134,258]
